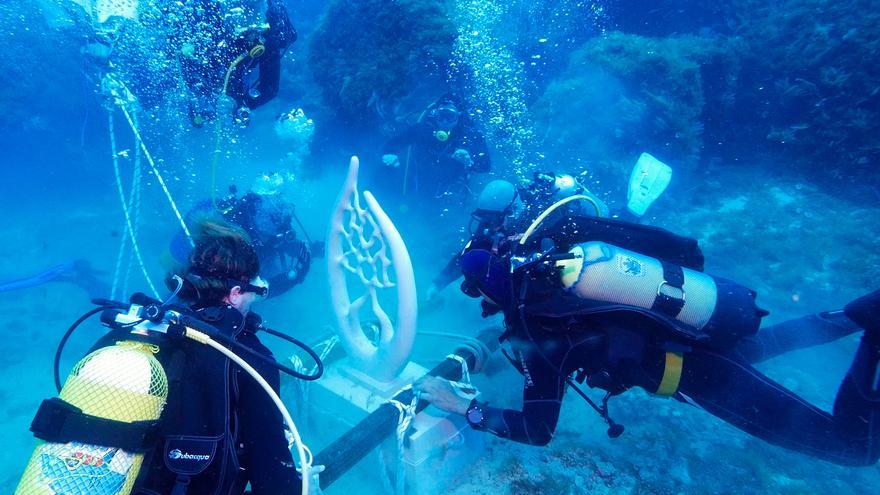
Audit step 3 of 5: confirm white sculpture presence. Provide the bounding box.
[327,157,417,381]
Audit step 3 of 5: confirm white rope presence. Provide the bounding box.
[122,136,144,296]
[115,99,194,246]
[110,114,145,300]
[385,385,420,495]
[109,110,160,298]
[446,354,472,386]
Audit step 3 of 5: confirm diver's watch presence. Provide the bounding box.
[465,399,486,429]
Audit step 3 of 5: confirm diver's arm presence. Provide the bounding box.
[431,251,464,291]
[383,123,426,155]
[473,353,565,446]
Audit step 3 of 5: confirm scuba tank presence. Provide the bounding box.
[551,240,766,349]
[561,241,719,329]
[15,341,167,495]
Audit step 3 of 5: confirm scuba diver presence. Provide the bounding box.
[177,0,297,126]
[414,198,880,466]
[17,219,323,493]
[380,94,491,202]
[169,178,320,298]
[424,160,666,302]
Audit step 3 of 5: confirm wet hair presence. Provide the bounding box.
[166,218,260,305]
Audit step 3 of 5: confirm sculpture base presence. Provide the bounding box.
[285,358,484,494]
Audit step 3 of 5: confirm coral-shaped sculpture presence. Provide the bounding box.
[327,157,417,381]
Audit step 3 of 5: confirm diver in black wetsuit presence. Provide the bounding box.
[168,182,319,299]
[176,0,296,126]
[380,94,491,202]
[96,219,303,493]
[415,209,880,466]
[424,174,608,302]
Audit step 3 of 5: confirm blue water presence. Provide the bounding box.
[1,0,879,493]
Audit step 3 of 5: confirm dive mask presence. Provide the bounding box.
[241,276,270,301]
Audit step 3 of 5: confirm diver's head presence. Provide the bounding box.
[459,247,512,308]
[168,219,268,314]
[552,174,583,200]
[431,99,460,132]
[470,180,522,234]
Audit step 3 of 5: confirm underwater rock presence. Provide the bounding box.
[308,0,456,127]
[730,0,880,181]
[533,32,743,176]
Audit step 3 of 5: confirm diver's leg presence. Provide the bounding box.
[845,289,880,334]
[665,342,880,466]
[733,310,861,364]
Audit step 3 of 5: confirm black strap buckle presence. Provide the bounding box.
[651,261,686,318]
[30,398,159,452]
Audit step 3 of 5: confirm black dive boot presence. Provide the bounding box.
[845,289,880,335]
[843,290,880,400]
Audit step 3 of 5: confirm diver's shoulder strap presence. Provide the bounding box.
[30,398,159,452]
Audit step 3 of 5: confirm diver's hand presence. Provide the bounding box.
[451,149,473,167]
[382,154,401,168]
[424,283,440,303]
[297,464,326,495]
[413,376,472,415]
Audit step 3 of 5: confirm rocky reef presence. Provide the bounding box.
[730,0,879,182]
[308,0,456,128]
[533,32,742,176]
[533,0,879,187]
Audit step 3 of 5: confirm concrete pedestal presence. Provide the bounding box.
[288,358,484,494]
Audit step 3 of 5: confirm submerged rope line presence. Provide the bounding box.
[122,130,144,296]
[109,110,160,298]
[116,104,194,246]
[110,113,146,299]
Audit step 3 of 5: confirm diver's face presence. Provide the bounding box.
[435,106,460,129]
[227,286,257,315]
[226,276,269,315]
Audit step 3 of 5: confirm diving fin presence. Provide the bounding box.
[626,153,672,218]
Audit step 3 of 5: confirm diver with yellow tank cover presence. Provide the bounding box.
[15,220,323,494]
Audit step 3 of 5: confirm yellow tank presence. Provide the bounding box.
[15,341,167,495]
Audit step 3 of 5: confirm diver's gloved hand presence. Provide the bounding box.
[424,283,441,303]
[382,154,400,168]
[298,464,326,495]
[413,376,473,415]
[451,148,473,168]
[286,242,312,285]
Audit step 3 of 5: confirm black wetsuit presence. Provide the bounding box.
[465,228,880,465]
[382,115,490,200]
[94,305,301,494]
[176,0,295,121]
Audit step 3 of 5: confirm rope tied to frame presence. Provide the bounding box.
[383,384,420,495]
